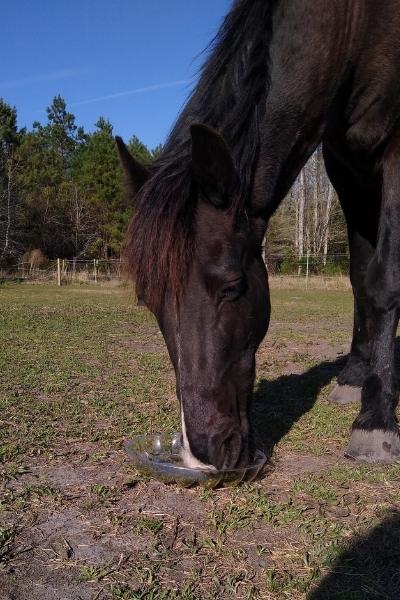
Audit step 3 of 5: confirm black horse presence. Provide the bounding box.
[116,0,400,469]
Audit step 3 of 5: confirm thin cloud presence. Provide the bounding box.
[70,79,192,107]
[0,68,90,90]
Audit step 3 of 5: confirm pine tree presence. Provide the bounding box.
[0,99,22,263]
[73,117,127,257]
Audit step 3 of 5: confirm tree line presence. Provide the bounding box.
[0,95,348,270]
[0,95,161,267]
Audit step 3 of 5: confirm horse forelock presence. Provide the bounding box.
[124,0,276,307]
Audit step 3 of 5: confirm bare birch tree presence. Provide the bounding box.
[267,145,347,266]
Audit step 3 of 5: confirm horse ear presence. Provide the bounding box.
[190,124,238,209]
[115,136,150,196]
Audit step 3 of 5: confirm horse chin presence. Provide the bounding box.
[180,408,217,470]
[180,445,217,471]
[180,406,250,471]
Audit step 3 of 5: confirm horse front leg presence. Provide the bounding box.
[346,306,399,462]
[346,136,400,462]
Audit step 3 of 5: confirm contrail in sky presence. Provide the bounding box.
[70,79,192,107]
[0,68,89,90]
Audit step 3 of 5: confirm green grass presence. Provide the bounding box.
[0,283,177,463]
[1,282,400,600]
[0,284,357,465]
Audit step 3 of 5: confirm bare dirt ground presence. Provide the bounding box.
[1,282,399,599]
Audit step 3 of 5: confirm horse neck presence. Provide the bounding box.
[250,0,360,220]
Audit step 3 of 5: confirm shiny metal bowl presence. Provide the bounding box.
[125,432,267,488]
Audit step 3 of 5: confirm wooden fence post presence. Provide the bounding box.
[305,252,310,289]
[93,259,97,283]
[57,258,61,286]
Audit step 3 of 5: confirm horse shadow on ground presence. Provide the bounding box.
[251,355,346,456]
[252,338,400,456]
[308,510,400,599]
[252,346,400,599]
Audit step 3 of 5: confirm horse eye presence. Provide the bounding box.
[224,285,239,296]
[221,277,246,300]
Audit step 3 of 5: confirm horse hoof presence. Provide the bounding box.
[345,429,400,463]
[327,384,361,405]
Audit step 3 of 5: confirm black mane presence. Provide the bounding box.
[126,0,275,306]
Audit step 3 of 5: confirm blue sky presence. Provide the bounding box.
[2,0,231,149]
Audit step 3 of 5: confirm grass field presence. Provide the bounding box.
[1,282,400,600]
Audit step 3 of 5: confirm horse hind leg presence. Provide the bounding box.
[346,133,400,462]
[330,273,375,405]
[323,143,378,406]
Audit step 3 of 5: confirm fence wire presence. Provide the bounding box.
[0,258,123,284]
[266,253,350,276]
[0,254,350,285]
